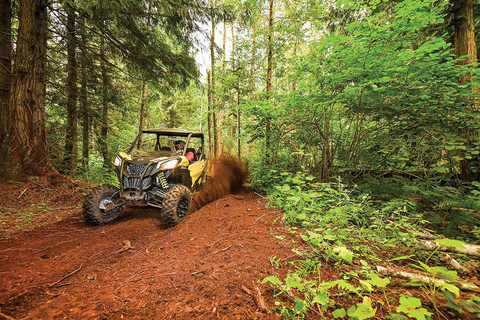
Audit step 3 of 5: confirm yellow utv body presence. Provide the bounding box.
[83,128,207,227]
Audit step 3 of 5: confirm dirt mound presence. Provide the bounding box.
[191,156,248,211]
[0,173,91,240]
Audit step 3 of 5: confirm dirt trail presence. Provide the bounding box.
[0,170,291,319]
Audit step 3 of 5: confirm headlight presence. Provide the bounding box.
[159,159,178,170]
[112,156,122,167]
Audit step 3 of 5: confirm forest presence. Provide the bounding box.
[1,0,480,319]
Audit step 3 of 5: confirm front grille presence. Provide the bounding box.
[126,163,148,175]
[123,177,152,189]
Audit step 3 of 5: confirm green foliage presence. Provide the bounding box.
[73,157,118,185]
[359,175,480,242]
[396,295,432,320]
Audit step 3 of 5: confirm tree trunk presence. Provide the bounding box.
[265,0,274,162]
[80,61,89,169]
[291,38,297,91]
[249,23,256,96]
[100,29,109,166]
[137,82,147,149]
[207,70,212,156]
[63,2,78,174]
[79,16,89,169]
[0,0,11,151]
[222,20,226,75]
[9,0,54,177]
[453,0,478,180]
[210,10,217,158]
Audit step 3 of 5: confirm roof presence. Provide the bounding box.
[142,128,204,138]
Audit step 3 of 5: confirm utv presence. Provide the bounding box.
[83,128,207,227]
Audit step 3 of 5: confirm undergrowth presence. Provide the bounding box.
[257,169,480,319]
[73,157,117,185]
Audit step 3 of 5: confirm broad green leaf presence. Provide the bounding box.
[349,303,376,320]
[396,295,432,320]
[441,290,463,313]
[369,271,391,288]
[334,246,353,264]
[332,308,347,318]
[312,292,330,306]
[262,276,282,286]
[388,255,414,262]
[360,280,373,292]
[435,239,466,249]
[285,277,303,290]
[294,297,306,312]
[431,266,458,282]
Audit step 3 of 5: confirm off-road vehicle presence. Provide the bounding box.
[83,128,207,227]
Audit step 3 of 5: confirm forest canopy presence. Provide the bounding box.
[1,0,479,184]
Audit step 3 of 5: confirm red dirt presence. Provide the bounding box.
[191,156,248,211]
[0,165,292,319]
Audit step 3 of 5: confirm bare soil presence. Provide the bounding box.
[0,181,292,319]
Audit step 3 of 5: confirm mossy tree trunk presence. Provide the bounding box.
[9,0,54,177]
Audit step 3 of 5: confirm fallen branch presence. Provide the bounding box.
[191,270,207,276]
[213,245,232,255]
[253,214,267,225]
[0,308,15,320]
[442,253,469,276]
[254,192,266,199]
[253,286,268,312]
[376,266,480,293]
[241,285,252,296]
[115,240,134,255]
[18,188,27,198]
[418,239,480,258]
[47,264,83,288]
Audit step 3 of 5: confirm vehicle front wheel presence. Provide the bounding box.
[160,185,192,227]
[83,185,124,225]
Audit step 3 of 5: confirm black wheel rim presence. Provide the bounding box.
[177,198,189,218]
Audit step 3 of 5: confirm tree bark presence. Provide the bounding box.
[100,26,109,166]
[137,82,147,149]
[376,266,480,293]
[222,20,226,75]
[249,23,256,96]
[210,9,218,158]
[265,0,274,162]
[453,0,478,180]
[79,17,89,169]
[0,0,11,151]
[63,2,78,174]
[80,62,89,169]
[207,70,212,156]
[9,0,54,177]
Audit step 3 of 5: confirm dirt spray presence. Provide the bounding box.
[191,156,248,211]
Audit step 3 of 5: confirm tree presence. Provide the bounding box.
[0,0,11,153]
[453,0,479,181]
[8,0,54,177]
[63,2,78,174]
[265,0,274,161]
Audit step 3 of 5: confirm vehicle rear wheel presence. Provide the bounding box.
[83,185,124,225]
[160,185,192,227]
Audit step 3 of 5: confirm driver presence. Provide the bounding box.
[173,140,195,161]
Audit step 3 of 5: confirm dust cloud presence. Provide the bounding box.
[191,156,248,211]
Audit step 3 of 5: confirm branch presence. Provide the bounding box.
[376,266,480,293]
